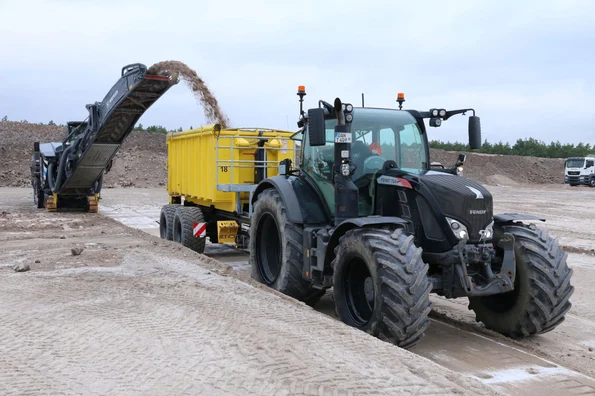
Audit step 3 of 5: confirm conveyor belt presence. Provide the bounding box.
[56,64,177,195]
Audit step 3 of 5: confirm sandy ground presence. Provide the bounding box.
[2,184,595,395]
[94,184,595,395]
[0,188,502,396]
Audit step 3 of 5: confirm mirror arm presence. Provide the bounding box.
[416,108,475,120]
[443,108,475,121]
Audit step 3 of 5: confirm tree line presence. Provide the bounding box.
[430,137,594,159]
[1,116,191,135]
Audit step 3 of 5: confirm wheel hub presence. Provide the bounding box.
[343,256,374,326]
[255,213,282,285]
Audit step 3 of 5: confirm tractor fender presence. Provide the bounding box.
[494,213,546,224]
[252,176,329,225]
[325,216,411,268]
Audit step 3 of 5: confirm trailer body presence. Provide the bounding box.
[162,125,296,246]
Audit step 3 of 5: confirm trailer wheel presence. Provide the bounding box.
[173,206,206,254]
[160,204,179,240]
[468,224,574,338]
[250,189,326,306]
[332,228,432,348]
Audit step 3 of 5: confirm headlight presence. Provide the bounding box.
[439,109,446,117]
[480,221,494,240]
[432,109,439,117]
[446,217,468,240]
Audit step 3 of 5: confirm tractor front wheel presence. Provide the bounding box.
[468,223,574,337]
[332,228,432,348]
[249,189,325,306]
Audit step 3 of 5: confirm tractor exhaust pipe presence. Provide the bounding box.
[332,98,359,225]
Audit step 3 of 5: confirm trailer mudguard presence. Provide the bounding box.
[252,176,329,225]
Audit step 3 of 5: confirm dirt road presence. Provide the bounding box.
[94,185,595,395]
[2,184,595,395]
[0,188,502,395]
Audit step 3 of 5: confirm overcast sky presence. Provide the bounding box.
[1,0,593,145]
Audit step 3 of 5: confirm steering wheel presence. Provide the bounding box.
[363,155,386,171]
[353,155,386,188]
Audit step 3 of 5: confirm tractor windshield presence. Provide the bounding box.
[327,108,427,175]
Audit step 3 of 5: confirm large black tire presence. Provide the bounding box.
[249,189,326,306]
[590,178,595,188]
[469,224,574,338]
[160,204,179,240]
[173,206,206,254]
[332,228,432,348]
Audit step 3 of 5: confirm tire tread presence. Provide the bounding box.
[174,206,206,254]
[160,204,179,240]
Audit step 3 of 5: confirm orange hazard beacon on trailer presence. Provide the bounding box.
[160,122,297,252]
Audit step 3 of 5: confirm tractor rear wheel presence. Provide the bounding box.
[468,223,574,338]
[249,189,326,306]
[332,228,432,348]
[160,204,180,240]
[173,206,206,254]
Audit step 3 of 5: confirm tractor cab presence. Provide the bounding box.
[298,106,429,216]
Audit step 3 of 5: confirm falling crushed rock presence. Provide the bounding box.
[148,60,230,128]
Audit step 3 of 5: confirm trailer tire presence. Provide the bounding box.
[159,204,179,240]
[469,224,574,338]
[331,227,432,348]
[173,206,206,254]
[250,188,325,306]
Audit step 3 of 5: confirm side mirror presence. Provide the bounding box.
[468,115,481,150]
[307,108,326,147]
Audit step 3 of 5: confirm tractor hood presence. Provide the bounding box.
[417,171,493,241]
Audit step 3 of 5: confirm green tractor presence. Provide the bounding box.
[249,89,573,348]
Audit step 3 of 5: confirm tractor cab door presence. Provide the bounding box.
[301,121,396,217]
[301,125,337,216]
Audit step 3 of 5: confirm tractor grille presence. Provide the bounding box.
[421,173,493,242]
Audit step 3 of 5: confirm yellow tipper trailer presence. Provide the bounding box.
[160,123,297,252]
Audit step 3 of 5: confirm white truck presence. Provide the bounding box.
[564,155,595,187]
